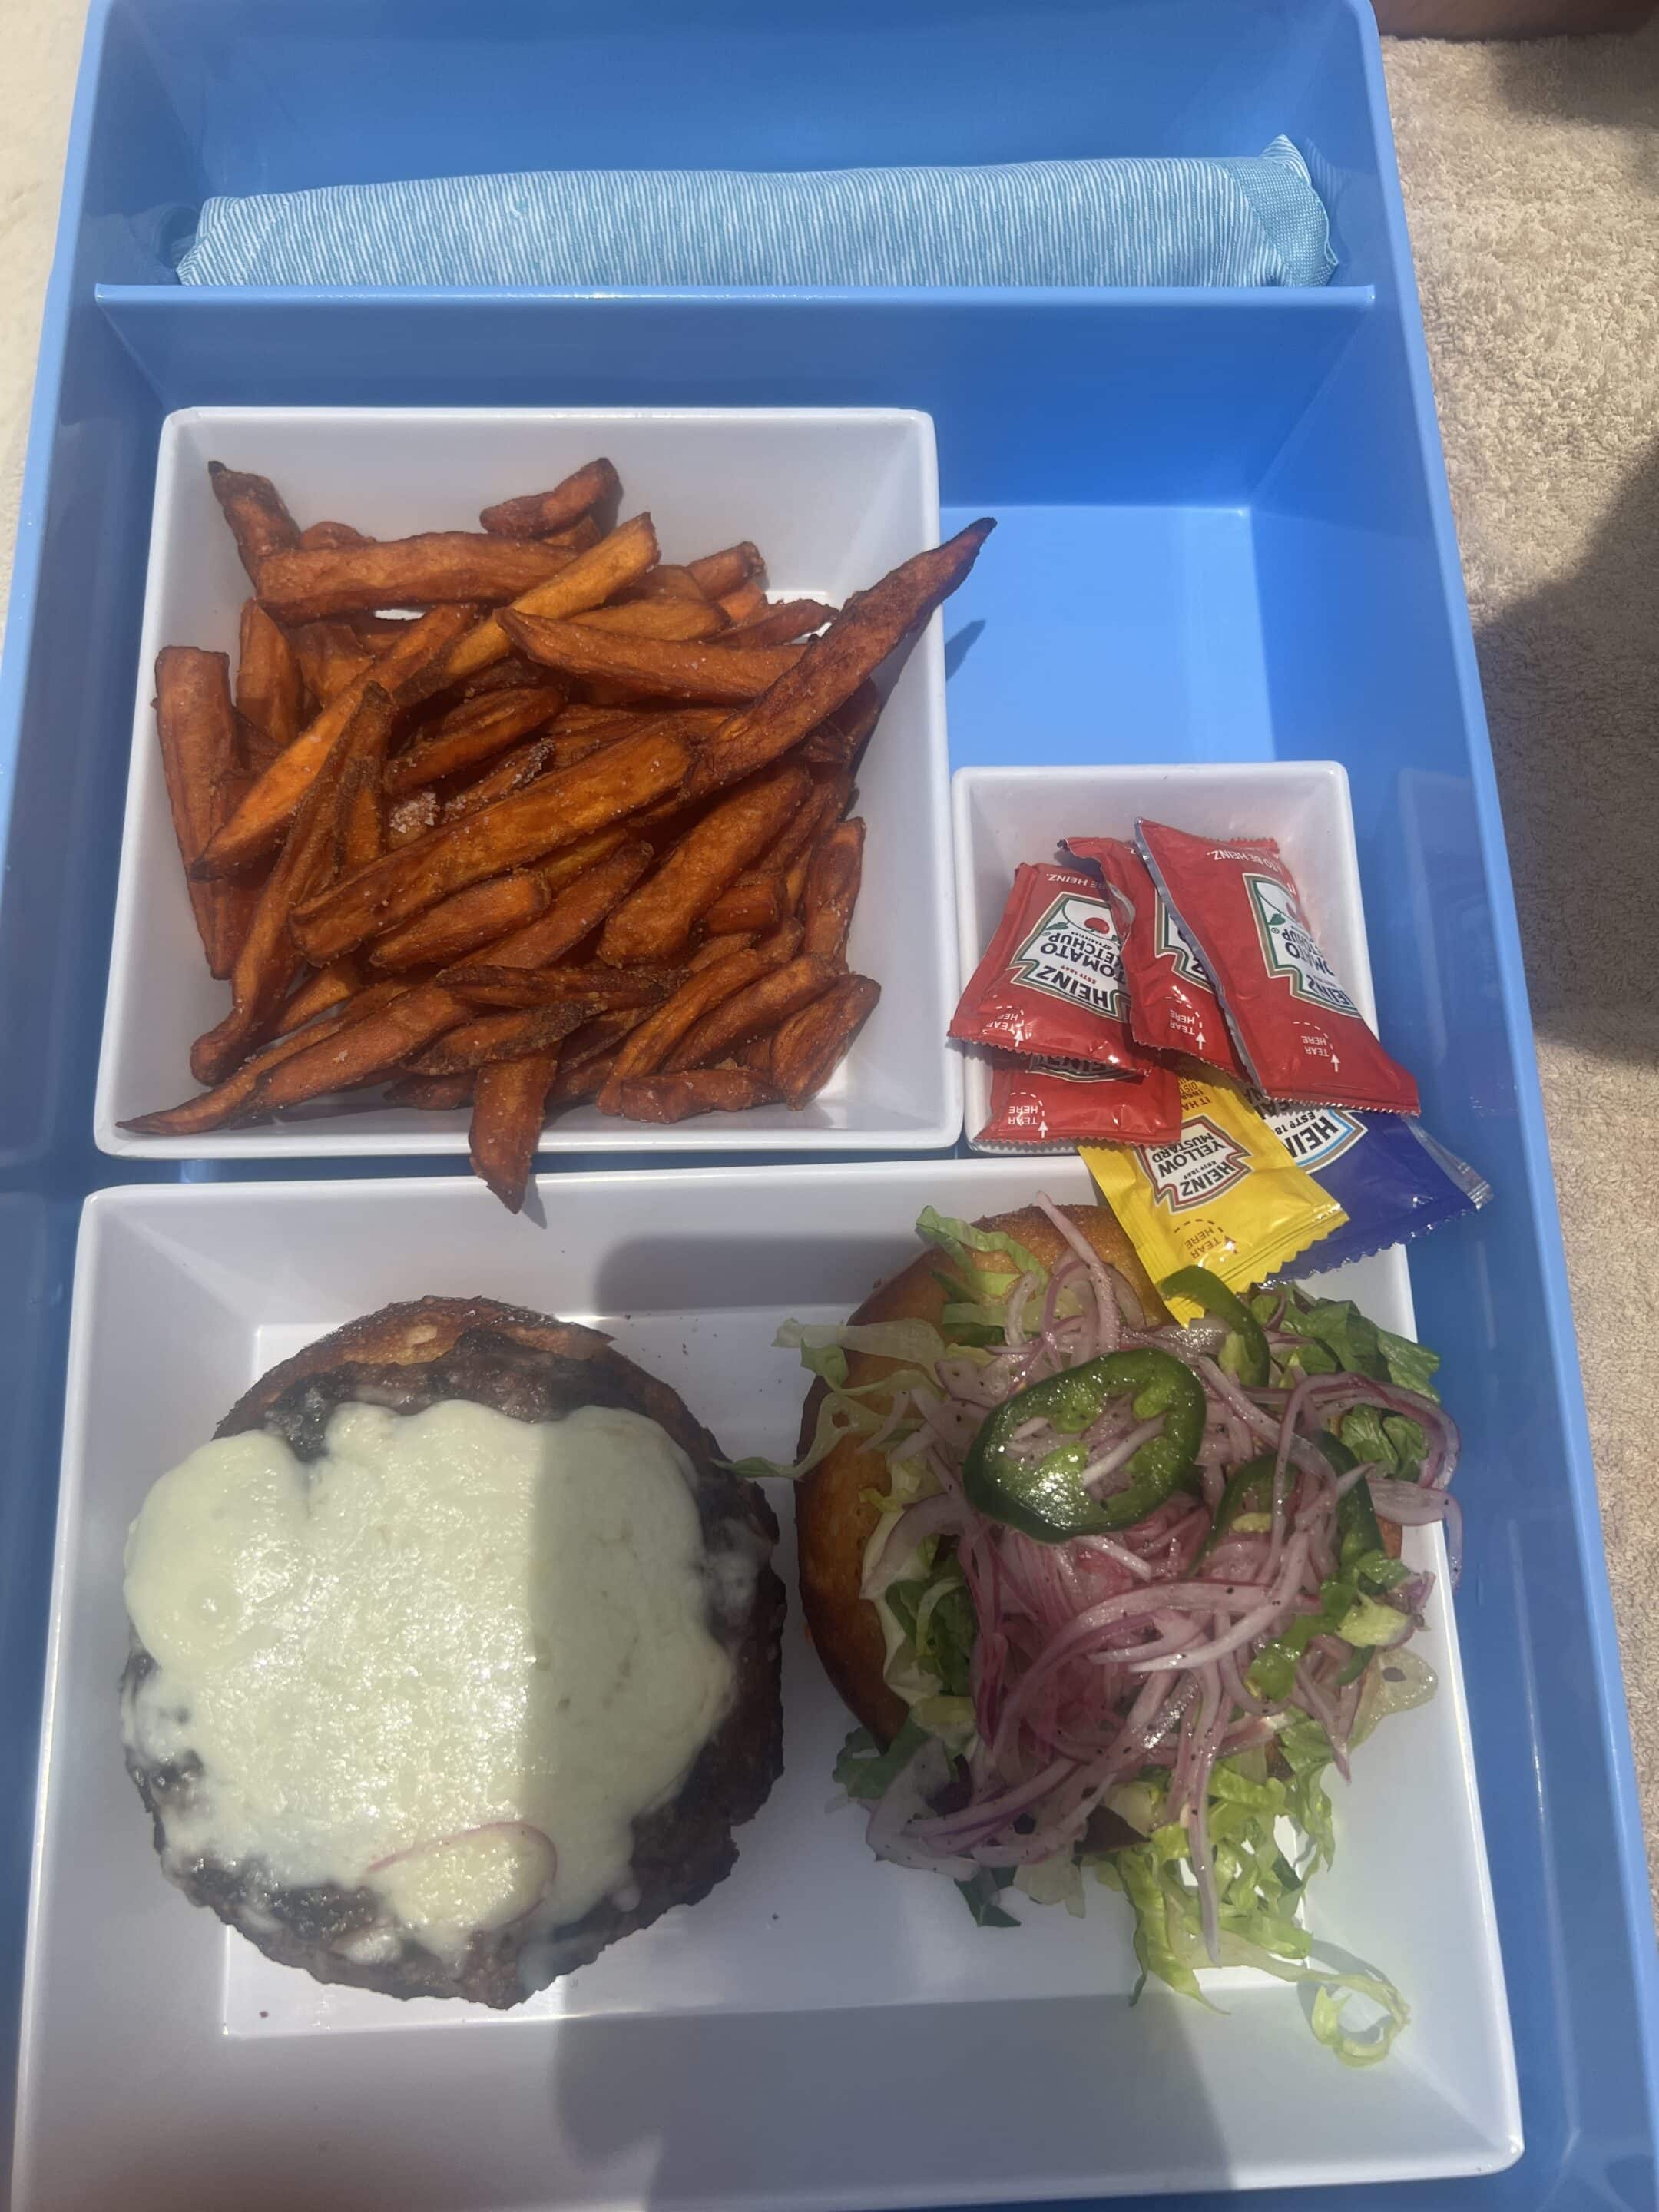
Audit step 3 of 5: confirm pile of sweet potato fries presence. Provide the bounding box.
[128,455,992,1210]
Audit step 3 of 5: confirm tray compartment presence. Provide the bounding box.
[1,0,1654,2204]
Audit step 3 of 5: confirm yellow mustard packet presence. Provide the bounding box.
[1081,1077,1346,1310]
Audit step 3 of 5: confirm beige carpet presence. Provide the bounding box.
[0,12,1656,1901]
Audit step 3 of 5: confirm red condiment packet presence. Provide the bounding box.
[1134,820,1420,1116]
[975,1052,1183,1151]
[1063,835,1247,1081]
[951,863,1151,1072]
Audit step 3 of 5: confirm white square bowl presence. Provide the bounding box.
[94,407,961,1157]
[952,763,1373,1148]
[18,1164,1518,2211]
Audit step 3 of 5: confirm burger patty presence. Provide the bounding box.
[122,1298,785,2008]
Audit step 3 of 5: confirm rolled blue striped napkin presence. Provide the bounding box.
[175,138,1334,290]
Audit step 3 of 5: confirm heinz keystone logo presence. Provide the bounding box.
[1266,1103,1363,1171]
[1142,1114,1251,1211]
[1245,875,1357,1015]
[1152,892,1216,993]
[1009,893,1127,1018]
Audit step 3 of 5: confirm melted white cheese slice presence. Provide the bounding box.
[123,1398,735,1959]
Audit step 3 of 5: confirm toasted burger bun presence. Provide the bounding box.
[796,1205,1167,1747]
[124,1296,784,2007]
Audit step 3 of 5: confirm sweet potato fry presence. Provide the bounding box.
[531,827,641,898]
[290,717,697,965]
[287,618,377,706]
[405,1002,591,1078]
[551,700,652,734]
[121,980,411,1137]
[689,931,755,967]
[449,652,552,702]
[436,514,660,687]
[800,681,882,772]
[336,687,395,873]
[469,1051,561,1213]
[703,877,785,935]
[631,563,706,602]
[299,521,373,551]
[769,973,881,1105]
[235,603,304,769]
[544,707,725,772]
[154,647,241,972]
[545,722,631,770]
[716,580,766,625]
[204,773,266,978]
[726,598,836,648]
[756,918,805,963]
[599,763,811,964]
[748,770,851,882]
[664,955,840,1074]
[210,462,300,581]
[499,611,802,706]
[440,733,558,821]
[541,516,601,554]
[190,686,396,1085]
[545,1011,649,1105]
[369,870,551,972]
[686,543,763,598]
[200,603,479,876]
[338,759,386,872]
[479,459,620,540]
[801,817,866,963]
[687,520,994,800]
[571,598,729,641]
[275,959,362,1035]
[257,532,575,625]
[385,1071,475,1110]
[389,790,440,846]
[383,686,565,796]
[251,984,472,1111]
[445,962,680,1012]
[618,1070,780,1121]
[595,944,780,1111]
[783,847,813,914]
[452,839,654,971]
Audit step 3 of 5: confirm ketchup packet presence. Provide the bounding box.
[975,1053,1183,1152]
[1135,820,1420,1116]
[951,863,1151,1072]
[1081,1077,1346,1298]
[1063,835,1247,1079]
[1264,1107,1491,1278]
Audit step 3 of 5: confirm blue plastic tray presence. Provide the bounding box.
[1,2,1653,2205]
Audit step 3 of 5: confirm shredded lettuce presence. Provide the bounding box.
[916,1205,1048,1286]
[724,1318,943,1481]
[1264,1291,1442,1409]
[833,1717,932,1802]
[1091,1759,1409,2064]
[1338,1402,1430,1482]
[1015,1849,1087,1918]
[890,1569,975,1698]
[956,1866,1021,1928]
[1247,1555,1415,1702]
[1376,1325,1442,1401]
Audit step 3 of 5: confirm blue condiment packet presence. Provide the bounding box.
[1262,1107,1490,1279]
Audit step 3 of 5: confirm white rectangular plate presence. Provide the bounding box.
[18,1164,1518,2209]
[96,406,961,1157]
[952,763,1370,1148]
